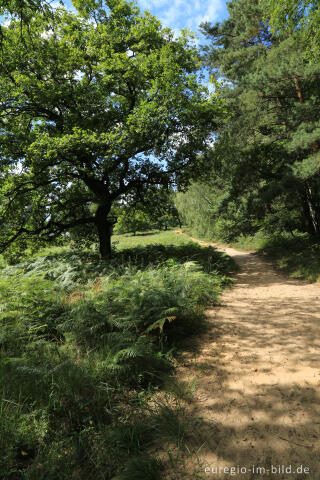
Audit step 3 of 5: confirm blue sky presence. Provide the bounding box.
[137,0,228,40]
[57,0,229,42]
[2,0,229,40]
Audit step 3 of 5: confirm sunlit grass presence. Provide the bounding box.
[112,229,190,249]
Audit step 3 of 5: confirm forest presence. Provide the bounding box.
[1,0,320,479]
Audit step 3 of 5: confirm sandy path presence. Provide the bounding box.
[178,239,320,479]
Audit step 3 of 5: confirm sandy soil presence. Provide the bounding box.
[177,239,320,480]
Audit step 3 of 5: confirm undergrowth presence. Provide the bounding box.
[258,232,320,282]
[0,232,235,479]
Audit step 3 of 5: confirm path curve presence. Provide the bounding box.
[179,238,320,479]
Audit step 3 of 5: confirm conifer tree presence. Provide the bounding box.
[196,0,320,239]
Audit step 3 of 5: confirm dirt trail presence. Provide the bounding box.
[179,239,320,479]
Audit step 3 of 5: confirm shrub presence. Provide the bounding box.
[0,232,233,479]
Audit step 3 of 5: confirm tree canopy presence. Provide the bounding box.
[266,0,320,60]
[0,0,215,257]
[177,0,320,242]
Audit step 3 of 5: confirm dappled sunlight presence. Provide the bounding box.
[177,242,320,479]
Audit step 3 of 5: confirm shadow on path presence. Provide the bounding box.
[177,239,320,479]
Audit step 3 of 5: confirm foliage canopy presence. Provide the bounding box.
[0,0,215,258]
[178,0,320,243]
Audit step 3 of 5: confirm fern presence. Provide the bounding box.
[0,233,232,478]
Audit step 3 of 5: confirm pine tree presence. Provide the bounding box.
[197,0,320,239]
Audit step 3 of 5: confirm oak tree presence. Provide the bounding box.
[0,0,215,257]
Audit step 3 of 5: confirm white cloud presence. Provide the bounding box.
[2,18,12,27]
[139,0,169,9]
[138,0,224,34]
[202,80,216,94]
[74,70,84,80]
[40,29,54,39]
[51,1,64,8]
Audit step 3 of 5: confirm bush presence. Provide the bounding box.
[0,232,234,479]
[259,232,320,282]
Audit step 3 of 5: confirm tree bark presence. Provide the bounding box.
[302,191,320,237]
[293,76,304,105]
[306,184,320,238]
[95,204,112,259]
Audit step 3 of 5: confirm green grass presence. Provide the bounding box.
[230,231,270,251]
[184,226,320,282]
[258,233,320,282]
[112,230,189,249]
[0,231,235,479]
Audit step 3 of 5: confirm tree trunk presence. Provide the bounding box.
[306,185,320,238]
[97,222,111,258]
[95,205,112,259]
[293,76,304,105]
[302,192,320,237]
